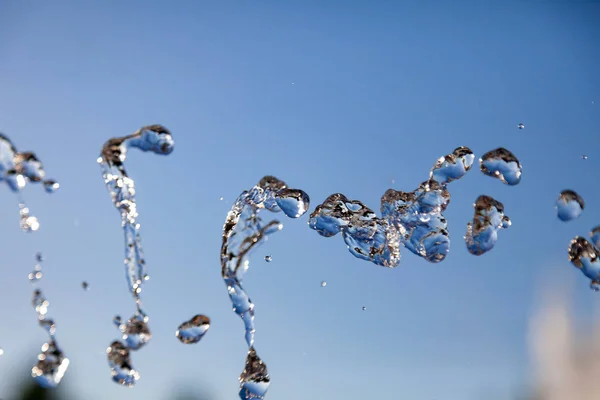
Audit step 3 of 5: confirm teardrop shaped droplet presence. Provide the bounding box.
[274,188,310,218]
[239,347,270,400]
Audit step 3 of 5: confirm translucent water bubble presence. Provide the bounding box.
[107,341,140,387]
[120,312,151,350]
[82,281,89,290]
[274,188,310,218]
[583,155,588,160]
[518,123,525,129]
[31,341,70,388]
[264,255,272,263]
[175,315,211,344]
[43,180,60,193]
[465,195,510,256]
[429,146,474,185]
[556,190,584,222]
[362,306,366,311]
[239,347,270,400]
[480,148,522,185]
[568,237,600,290]
[321,281,327,287]
[590,227,600,249]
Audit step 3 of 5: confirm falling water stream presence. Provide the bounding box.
[221,176,310,399]
[99,124,174,386]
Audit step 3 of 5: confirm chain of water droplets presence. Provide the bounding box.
[99,125,174,387]
[30,253,70,387]
[221,176,309,400]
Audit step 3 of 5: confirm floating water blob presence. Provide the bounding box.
[590,226,600,249]
[99,124,174,387]
[568,236,600,291]
[582,155,588,160]
[518,123,525,129]
[321,281,327,287]
[29,254,69,388]
[465,195,511,256]
[221,176,309,399]
[176,315,211,344]
[362,306,366,311]
[82,281,89,290]
[556,190,584,222]
[264,255,272,262]
[311,146,474,266]
[479,148,522,185]
[0,133,59,231]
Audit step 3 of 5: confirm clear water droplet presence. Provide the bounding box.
[480,148,522,185]
[36,252,43,262]
[120,312,151,350]
[274,188,310,218]
[220,197,224,201]
[429,146,474,185]
[264,255,272,263]
[28,266,43,283]
[465,195,510,256]
[106,341,139,387]
[239,347,270,400]
[518,123,525,129]
[556,190,584,222]
[113,315,122,328]
[82,281,89,290]
[31,341,70,388]
[43,179,60,193]
[582,155,588,160]
[321,281,327,287]
[175,315,210,344]
[362,306,366,311]
[32,289,49,316]
[590,226,600,249]
[568,236,600,290]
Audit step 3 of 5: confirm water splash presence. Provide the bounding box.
[480,147,522,185]
[29,253,70,388]
[310,146,474,265]
[556,190,584,222]
[99,124,174,386]
[465,195,511,256]
[176,315,211,344]
[568,236,600,290]
[221,176,309,399]
[239,347,271,400]
[0,133,59,231]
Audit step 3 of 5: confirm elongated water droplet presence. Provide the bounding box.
[465,195,510,256]
[43,180,60,193]
[479,148,522,185]
[176,315,210,344]
[264,255,272,263]
[107,341,140,387]
[239,347,270,400]
[429,146,474,185]
[556,190,584,222]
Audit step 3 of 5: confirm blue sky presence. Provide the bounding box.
[0,1,599,399]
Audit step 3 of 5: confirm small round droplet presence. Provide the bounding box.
[591,280,600,292]
[321,281,327,287]
[264,255,272,263]
[43,180,60,193]
[82,281,89,291]
[556,190,584,222]
[362,306,366,311]
[518,123,524,129]
[582,155,588,160]
[219,197,224,201]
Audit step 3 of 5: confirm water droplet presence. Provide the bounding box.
[120,312,151,350]
[220,197,224,201]
[274,188,310,218]
[556,190,584,221]
[0,348,3,356]
[239,347,270,400]
[175,315,210,344]
[19,204,39,232]
[321,281,327,287]
[264,255,272,263]
[590,226,600,249]
[582,155,588,160]
[480,148,522,185]
[106,341,140,387]
[568,237,600,290]
[31,341,70,388]
[518,123,525,129]
[429,146,474,185]
[39,319,56,336]
[36,252,43,262]
[82,281,89,290]
[43,179,60,193]
[362,306,366,311]
[465,195,510,256]
[113,315,122,328]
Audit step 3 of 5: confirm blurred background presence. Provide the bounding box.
[0,1,599,399]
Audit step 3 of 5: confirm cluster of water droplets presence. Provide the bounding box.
[556,190,584,222]
[465,195,511,256]
[30,253,70,388]
[310,146,475,266]
[0,133,59,232]
[221,176,310,399]
[99,125,174,387]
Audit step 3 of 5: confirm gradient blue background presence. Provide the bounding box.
[0,1,599,399]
